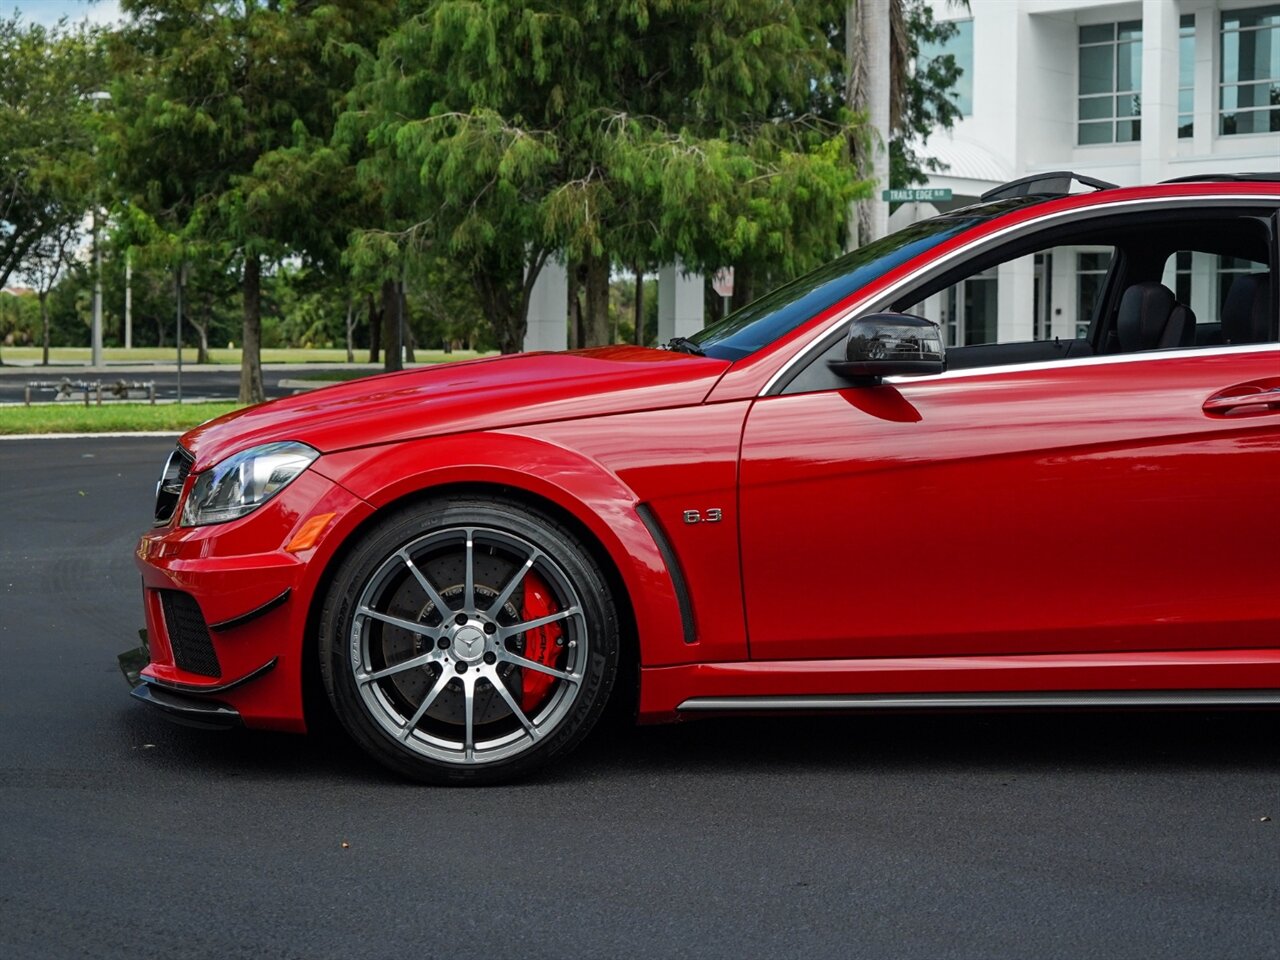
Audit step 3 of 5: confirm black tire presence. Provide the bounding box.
[319,494,619,784]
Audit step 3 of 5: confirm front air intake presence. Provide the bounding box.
[159,590,221,678]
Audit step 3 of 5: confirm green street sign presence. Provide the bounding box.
[882,188,953,203]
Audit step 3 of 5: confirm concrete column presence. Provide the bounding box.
[1050,249,1077,342]
[522,259,568,352]
[1140,0,1180,184]
[1190,251,1215,323]
[1191,3,1215,157]
[997,255,1035,343]
[657,261,704,343]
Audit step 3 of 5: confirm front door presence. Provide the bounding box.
[739,347,1280,660]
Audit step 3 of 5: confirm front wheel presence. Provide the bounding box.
[318,496,619,784]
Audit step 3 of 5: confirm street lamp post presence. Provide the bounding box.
[88,90,112,369]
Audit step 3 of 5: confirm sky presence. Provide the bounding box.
[7,0,122,27]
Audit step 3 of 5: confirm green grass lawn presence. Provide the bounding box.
[0,346,491,365]
[0,402,243,435]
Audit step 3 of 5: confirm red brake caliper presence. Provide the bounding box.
[519,572,563,712]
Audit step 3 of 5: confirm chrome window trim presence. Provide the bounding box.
[884,341,1280,386]
[760,192,1280,397]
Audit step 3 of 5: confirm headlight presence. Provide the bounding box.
[181,441,318,526]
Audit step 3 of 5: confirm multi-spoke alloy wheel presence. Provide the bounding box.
[319,496,619,784]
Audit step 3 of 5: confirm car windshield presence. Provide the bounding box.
[689,199,1035,360]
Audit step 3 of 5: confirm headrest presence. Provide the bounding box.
[1222,273,1272,345]
[1116,282,1194,351]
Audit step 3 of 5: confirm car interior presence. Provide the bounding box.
[900,207,1278,370]
[779,201,1279,396]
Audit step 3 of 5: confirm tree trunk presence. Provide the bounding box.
[846,0,892,248]
[40,293,49,365]
[344,297,355,363]
[582,254,610,347]
[190,316,210,364]
[472,252,533,354]
[400,282,415,362]
[566,261,582,349]
[633,264,644,346]
[239,253,265,404]
[382,278,402,372]
[367,292,381,363]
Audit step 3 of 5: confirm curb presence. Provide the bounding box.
[0,431,182,440]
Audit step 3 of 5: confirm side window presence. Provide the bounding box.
[780,205,1277,398]
[906,244,1114,348]
[1161,249,1274,345]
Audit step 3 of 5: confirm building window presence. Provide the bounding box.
[919,19,974,116]
[1179,15,1195,138]
[939,265,997,347]
[1220,5,1280,135]
[1077,251,1111,338]
[1078,20,1143,145]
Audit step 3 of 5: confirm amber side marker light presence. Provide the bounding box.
[286,512,336,553]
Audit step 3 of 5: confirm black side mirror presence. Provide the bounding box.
[827,312,946,384]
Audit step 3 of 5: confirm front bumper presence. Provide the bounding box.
[130,463,374,732]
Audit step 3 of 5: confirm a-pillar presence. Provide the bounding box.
[657,261,704,343]
[522,260,568,352]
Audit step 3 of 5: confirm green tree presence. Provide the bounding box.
[109,0,395,400]
[0,16,104,361]
[345,0,868,351]
[890,0,966,188]
[0,17,102,286]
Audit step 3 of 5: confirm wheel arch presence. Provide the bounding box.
[300,432,685,728]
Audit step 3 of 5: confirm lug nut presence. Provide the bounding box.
[437,637,450,649]
[455,613,468,626]
[483,652,497,665]
[483,622,497,635]
[456,662,468,673]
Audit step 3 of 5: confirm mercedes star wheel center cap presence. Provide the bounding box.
[453,625,486,662]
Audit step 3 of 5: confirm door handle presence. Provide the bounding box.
[1203,385,1280,415]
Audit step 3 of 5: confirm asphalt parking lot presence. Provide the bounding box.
[2,435,1278,960]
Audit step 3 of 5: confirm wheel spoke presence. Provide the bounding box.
[462,673,476,761]
[397,550,453,621]
[488,551,539,616]
[483,670,539,738]
[398,668,452,741]
[463,530,475,613]
[357,650,438,684]
[357,605,437,638]
[499,607,580,637]
[499,649,580,684]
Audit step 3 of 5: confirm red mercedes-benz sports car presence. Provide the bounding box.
[122,173,1280,783]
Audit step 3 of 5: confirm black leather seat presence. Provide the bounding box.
[1221,273,1272,345]
[1115,281,1196,351]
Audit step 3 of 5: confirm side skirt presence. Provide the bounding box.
[678,690,1280,714]
[638,649,1280,722]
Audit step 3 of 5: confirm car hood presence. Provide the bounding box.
[180,346,731,468]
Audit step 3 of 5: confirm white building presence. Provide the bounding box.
[904,0,1279,346]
